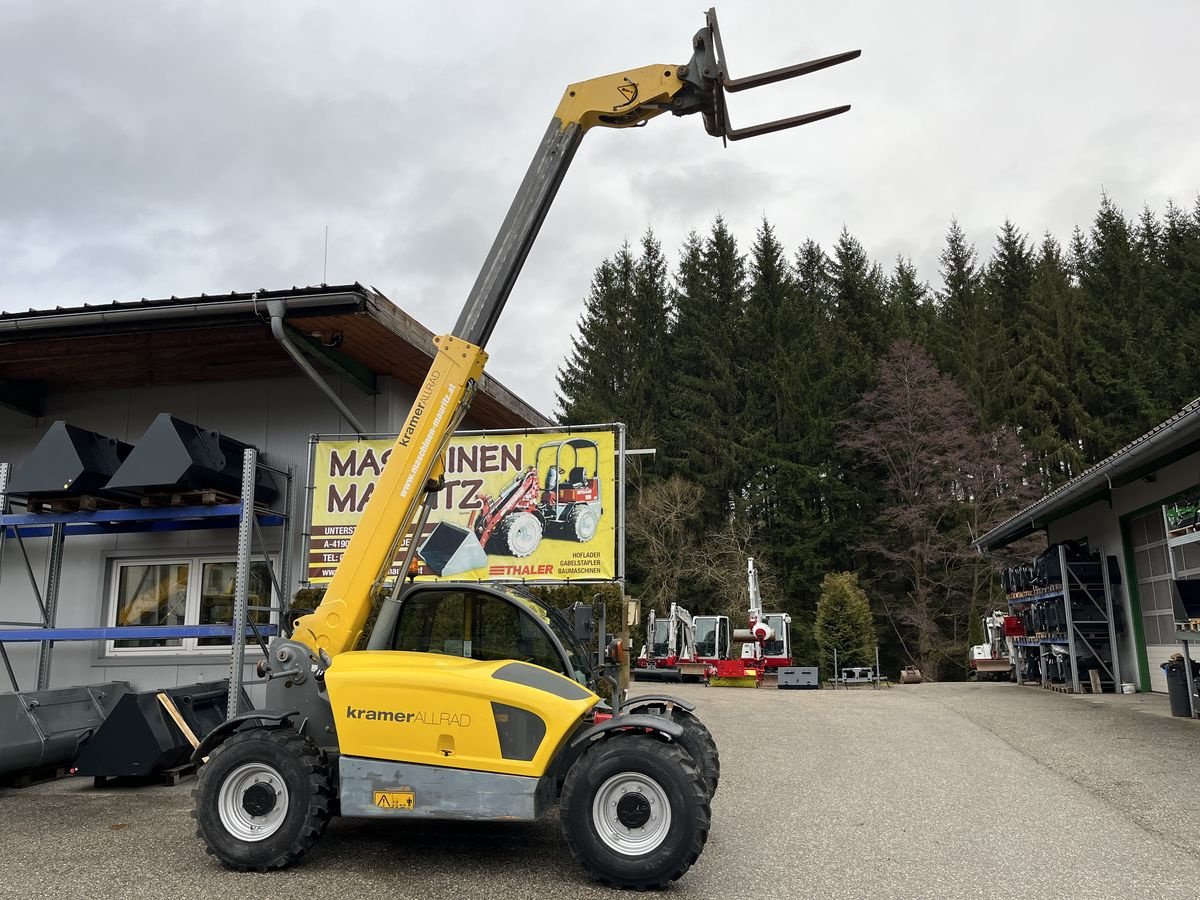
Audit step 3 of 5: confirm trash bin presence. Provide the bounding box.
[1162,660,1193,717]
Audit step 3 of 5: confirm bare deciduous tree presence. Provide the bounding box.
[842,340,1035,679]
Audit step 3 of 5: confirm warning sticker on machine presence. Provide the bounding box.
[373,790,415,810]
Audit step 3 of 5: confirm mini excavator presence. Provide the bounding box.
[190,9,856,889]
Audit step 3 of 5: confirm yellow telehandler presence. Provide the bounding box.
[190,9,856,888]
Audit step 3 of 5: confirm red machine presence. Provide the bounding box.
[634,604,705,682]
[471,437,603,557]
[740,558,792,672]
[692,559,792,687]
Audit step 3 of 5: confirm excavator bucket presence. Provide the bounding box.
[0,682,131,782]
[106,414,279,504]
[5,422,135,503]
[685,8,860,144]
[418,522,488,577]
[72,680,246,779]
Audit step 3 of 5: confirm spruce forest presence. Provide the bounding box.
[555,194,1200,679]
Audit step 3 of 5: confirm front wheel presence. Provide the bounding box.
[491,511,543,557]
[193,728,333,871]
[560,734,710,889]
[633,704,720,798]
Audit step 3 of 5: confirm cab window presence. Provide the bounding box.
[394,589,566,676]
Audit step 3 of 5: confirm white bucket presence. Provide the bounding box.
[1121,682,1136,694]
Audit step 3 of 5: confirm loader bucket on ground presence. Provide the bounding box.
[418,522,489,576]
[71,680,249,779]
[105,414,279,504]
[5,422,135,502]
[0,682,132,781]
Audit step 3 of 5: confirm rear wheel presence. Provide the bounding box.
[491,511,543,557]
[193,728,332,871]
[566,504,599,541]
[560,734,709,889]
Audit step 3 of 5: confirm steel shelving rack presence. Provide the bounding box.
[0,451,292,719]
[1005,543,1121,694]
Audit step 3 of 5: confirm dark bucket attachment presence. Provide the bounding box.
[106,414,279,504]
[5,422,135,502]
[419,522,489,576]
[632,667,683,684]
[0,682,132,780]
[71,680,250,779]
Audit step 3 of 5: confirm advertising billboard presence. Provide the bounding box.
[306,426,620,584]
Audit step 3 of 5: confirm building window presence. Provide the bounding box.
[108,556,276,655]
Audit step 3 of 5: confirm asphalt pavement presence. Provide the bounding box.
[3,681,1200,899]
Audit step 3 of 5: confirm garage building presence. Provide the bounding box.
[0,284,550,700]
[975,397,1200,694]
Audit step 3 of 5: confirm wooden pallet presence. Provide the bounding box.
[139,489,238,508]
[1177,620,1200,633]
[0,765,70,788]
[26,495,130,514]
[91,762,198,788]
[1043,683,1074,694]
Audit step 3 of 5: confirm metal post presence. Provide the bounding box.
[35,522,64,690]
[617,424,626,584]
[833,647,838,690]
[300,435,319,589]
[1099,546,1121,691]
[227,449,257,720]
[875,644,881,689]
[0,462,15,692]
[1182,638,1198,718]
[1060,544,1082,694]
[278,465,294,620]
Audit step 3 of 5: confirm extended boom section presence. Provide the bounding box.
[290,335,487,656]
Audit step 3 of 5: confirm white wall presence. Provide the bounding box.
[0,371,416,698]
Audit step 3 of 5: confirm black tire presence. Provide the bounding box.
[560,733,710,889]
[193,727,333,871]
[635,705,720,798]
[490,511,543,557]
[566,504,599,542]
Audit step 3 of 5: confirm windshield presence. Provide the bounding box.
[763,613,786,657]
[500,586,594,685]
[651,620,669,657]
[694,617,718,657]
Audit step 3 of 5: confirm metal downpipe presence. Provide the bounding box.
[265,299,367,435]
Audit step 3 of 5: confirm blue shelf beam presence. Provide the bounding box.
[0,624,280,642]
[2,504,284,538]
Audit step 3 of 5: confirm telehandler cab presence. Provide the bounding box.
[191,8,856,888]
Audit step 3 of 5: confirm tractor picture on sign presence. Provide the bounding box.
[470,437,603,558]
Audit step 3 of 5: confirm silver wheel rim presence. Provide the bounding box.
[508,515,542,556]
[591,771,672,855]
[217,762,290,842]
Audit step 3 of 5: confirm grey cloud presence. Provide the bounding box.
[3,1,1200,416]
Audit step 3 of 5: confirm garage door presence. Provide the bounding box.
[1127,508,1176,693]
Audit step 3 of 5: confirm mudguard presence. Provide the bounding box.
[569,713,683,750]
[619,694,695,715]
[191,709,299,764]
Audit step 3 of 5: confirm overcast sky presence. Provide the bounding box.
[4,1,1199,417]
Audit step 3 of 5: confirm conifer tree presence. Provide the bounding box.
[935,219,993,421]
[662,219,747,527]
